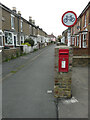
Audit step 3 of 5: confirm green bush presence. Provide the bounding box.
[4,58,10,62]
[33,48,38,52]
[24,38,34,47]
[11,55,16,59]
[16,52,20,57]
[21,42,31,46]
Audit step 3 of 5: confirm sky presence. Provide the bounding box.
[0,0,90,37]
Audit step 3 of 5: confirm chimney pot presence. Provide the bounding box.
[32,20,35,25]
[18,11,21,16]
[12,7,16,13]
[29,16,32,23]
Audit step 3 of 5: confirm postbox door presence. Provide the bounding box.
[59,58,68,72]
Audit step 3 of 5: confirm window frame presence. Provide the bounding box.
[11,14,15,29]
[83,33,87,48]
[21,19,23,32]
[4,31,14,45]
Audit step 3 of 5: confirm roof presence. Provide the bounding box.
[0,2,47,34]
[48,34,56,38]
[77,2,90,21]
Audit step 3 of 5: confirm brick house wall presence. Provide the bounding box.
[2,9,11,31]
[23,20,29,36]
[71,2,90,49]
[0,3,48,48]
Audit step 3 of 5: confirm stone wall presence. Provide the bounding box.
[73,56,90,67]
[2,47,21,61]
[54,46,73,98]
[73,48,90,66]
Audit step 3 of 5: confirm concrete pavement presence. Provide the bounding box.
[58,66,88,118]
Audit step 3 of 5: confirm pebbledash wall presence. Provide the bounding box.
[54,46,73,98]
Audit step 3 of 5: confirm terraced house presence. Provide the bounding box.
[71,2,90,48]
[0,3,48,48]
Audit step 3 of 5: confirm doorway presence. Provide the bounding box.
[0,36,2,46]
[14,36,16,47]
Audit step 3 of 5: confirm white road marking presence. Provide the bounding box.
[47,90,52,94]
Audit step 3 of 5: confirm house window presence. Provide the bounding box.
[34,27,35,35]
[89,9,90,24]
[72,37,74,45]
[21,20,23,32]
[84,14,87,27]
[83,34,87,48]
[77,36,79,46]
[29,25,32,34]
[11,15,15,29]
[5,32,13,45]
[79,34,81,48]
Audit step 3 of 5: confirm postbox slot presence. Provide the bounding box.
[60,53,68,55]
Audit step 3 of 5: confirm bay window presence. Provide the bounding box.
[5,32,13,45]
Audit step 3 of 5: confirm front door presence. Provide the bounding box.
[14,36,16,47]
[0,36,2,46]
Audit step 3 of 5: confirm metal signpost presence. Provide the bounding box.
[62,11,77,46]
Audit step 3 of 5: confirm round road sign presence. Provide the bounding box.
[62,11,77,27]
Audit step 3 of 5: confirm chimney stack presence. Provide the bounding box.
[29,16,32,23]
[18,11,21,16]
[32,20,35,25]
[12,7,16,13]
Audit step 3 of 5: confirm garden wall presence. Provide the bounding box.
[73,48,90,66]
[2,47,21,62]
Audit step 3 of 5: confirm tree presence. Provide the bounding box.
[57,35,62,42]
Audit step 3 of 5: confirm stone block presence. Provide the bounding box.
[54,46,73,98]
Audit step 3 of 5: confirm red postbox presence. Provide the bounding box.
[58,49,69,72]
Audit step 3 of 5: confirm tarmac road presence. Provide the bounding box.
[2,44,56,118]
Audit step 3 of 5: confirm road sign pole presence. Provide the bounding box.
[68,27,71,47]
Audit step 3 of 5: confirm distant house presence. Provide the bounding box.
[61,29,68,44]
[48,33,56,42]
